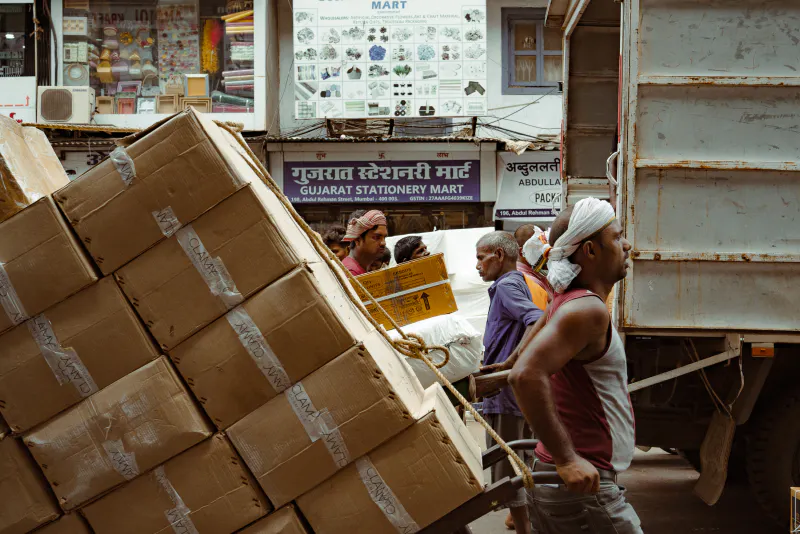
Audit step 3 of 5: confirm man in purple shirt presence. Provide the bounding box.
[476,231,544,534]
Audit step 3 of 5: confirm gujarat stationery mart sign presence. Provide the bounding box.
[494,152,562,220]
[284,159,480,203]
[292,0,488,119]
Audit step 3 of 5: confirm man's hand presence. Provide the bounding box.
[556,456,601,494]
[479,349,519,373]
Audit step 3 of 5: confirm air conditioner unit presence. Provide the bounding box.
[37,86,95,124]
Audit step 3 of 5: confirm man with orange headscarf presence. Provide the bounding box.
[340,209,389,276]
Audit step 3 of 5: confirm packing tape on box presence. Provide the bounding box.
[362,279,450,306]
[356,456,420,534]
[102,439,140,480]
[27,314,98,397]
[285,383,350,468]
[154,466,200,534]
[110,146,136,186]
[175,225,244,309]
[0,263,28,326]
[226,306,291,393]
[152,206,183,238]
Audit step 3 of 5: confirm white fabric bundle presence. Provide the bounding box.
[387,314,482,388]
[524,198,616,294]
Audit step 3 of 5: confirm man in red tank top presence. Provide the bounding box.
[507,198,642,533]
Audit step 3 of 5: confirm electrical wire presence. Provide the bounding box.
[478,86,559,127]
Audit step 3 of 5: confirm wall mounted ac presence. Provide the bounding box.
[37,86,95,124]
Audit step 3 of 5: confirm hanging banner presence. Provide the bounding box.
[292,0,488,119]
[284,159,480,203]
[494,152,561,220]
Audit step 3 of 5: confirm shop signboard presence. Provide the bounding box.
[284,158,480,203]
[292,0,488,119]
[494,152,561,220]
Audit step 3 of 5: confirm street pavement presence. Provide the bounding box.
[469,449,783,534]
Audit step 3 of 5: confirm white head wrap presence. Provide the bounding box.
[523,198,616,294]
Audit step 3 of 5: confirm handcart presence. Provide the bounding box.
[419,439,564,534]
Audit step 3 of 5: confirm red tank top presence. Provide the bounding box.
[534,289,636,472]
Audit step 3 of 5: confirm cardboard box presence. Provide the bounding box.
[82,434,269,534]
[0,115,70,223]
[238,506,310,534]
[297,384,483,534]
[170,262,373,429]
[356,254,458,329]
[365,283,458,330]
[22,128,71,195]
[0,277,160,432]
[0,196,97,334]
[792,487,800,533]
[0,437,60,534]
[115,180,320,351]
[355,254,449,299]
[32,514,92,534]
[54,108,262,274]
[228,330,425,508]
[24,356,213,510]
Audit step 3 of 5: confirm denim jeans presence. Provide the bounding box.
[527,482,643,534]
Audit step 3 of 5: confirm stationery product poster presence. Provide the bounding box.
[293,0,487,119]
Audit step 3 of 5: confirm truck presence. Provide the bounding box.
[548,0,800,525]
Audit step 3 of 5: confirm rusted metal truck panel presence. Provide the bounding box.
[621,0,800,333]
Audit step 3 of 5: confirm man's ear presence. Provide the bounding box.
[495,247,505,262]
[582,240,597,258]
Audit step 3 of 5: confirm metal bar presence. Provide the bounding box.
[621,0,639,328]
[639,75,800,87]
[482,439,539,468]
[636,159,800,172]
[418,479,522,534]
[564,0,592,37]
[628,349,739,393]
[631,251,800,263]
[418,472,564,534]
[623,328,800,338]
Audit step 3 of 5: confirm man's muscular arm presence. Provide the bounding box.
[508,297,609,494]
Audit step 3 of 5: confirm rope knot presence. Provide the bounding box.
[391,333,450,369]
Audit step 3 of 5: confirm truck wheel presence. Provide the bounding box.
[746,390,800,524]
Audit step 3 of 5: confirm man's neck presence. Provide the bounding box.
[570,277,614,302]
[497,262,518,279]
[350,249,372,271]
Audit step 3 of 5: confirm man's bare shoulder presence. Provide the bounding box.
[549,294,609,340]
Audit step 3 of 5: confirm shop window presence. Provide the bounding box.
[501,8,562,95]
[61,0,255,115]
[0,3,35,77]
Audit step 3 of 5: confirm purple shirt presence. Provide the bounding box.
[483,270,544,415]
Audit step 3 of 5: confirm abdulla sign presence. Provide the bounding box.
[494,153,561,220]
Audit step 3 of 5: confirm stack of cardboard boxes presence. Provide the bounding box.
[0,109,484,534]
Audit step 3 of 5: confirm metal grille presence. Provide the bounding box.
[40,89,73,122]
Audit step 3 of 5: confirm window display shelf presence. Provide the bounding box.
[51,0,265,130]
